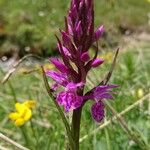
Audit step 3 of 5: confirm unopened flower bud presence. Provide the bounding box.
[91,58,104,67]
[81,52,90,62]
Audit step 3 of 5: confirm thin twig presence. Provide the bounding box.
[79,93,150,142]
[0,127,14,137]
[0,133,30,150]
[101,48,119,85]
[1,54,43,84]
[0,145,9,150]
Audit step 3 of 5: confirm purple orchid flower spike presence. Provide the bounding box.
[45,0,119,149]
[46,0,118,125]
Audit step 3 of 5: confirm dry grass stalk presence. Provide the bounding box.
[0,133,30,150]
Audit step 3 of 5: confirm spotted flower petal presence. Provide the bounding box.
[91,101,105,122]
[66,82,84,91]
[57,91,83,112]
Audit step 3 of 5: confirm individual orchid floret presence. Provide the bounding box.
[57,82,84,112]
[85,85,118,122]
[57,91,83,112]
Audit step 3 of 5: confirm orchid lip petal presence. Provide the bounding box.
[57,91,83,112]
[91,102,105,122]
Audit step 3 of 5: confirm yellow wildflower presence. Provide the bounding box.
[101,52,113,63]
[34,63,54,73]
[9,100,36,126]
[137,89,144,98]
[23,100,36,109]
[43,63,54,70]
[18,68,29,74]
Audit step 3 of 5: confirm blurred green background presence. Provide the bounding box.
[0,0,150,57]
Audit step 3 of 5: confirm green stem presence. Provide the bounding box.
[71,107,82,150]
[104,128,111,150]
[30,120,38,148]
[20,126,31,148]
[7,81,17,103]
[41,67,75,150]
[0,68,17,103]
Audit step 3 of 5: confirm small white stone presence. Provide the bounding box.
[38,11,45,17]
[1,56,8,62]
[25,46,31,52]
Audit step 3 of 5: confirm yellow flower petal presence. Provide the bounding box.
[101,52,113,62]
[9,112,20,121]
[18,68,28,74]
[15,118,25,126]
[23,100,36,109]
[105,52,113,61]
[43,63,54,70]
[137,89,144,98]
[15,103,25,114]
[9,101,35,126]
[23,108,32,121]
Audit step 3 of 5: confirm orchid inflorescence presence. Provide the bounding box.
[46,0,117,123]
